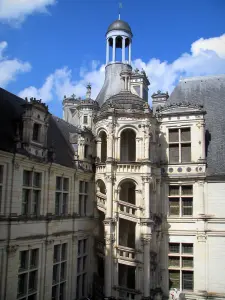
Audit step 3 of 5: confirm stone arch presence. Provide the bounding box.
[120,128,136,162]
[119,179,136,205]
[96,179,106,194]
[98,130,107,163]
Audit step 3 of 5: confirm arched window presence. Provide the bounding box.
[119,180,136,205]
[120,129,136,162]
[99,131,107,163]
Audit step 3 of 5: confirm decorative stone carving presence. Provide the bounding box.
[197,232,207,242]
[14,162,20,170]
[142,176,152,183]
[45,239,54,246]
[105,234,115,244]
[141,234,152,244]
[6,245,19,254]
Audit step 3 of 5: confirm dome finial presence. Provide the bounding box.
[118,2,122,20]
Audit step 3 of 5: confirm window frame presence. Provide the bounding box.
[76,239,88,299]
[168,242,194,291]
[22,170,42,216]
[32,123,41,143]
[78,181,88,217]
[168,127,191,163]
[168,185,193,217]
[55,176,69,216]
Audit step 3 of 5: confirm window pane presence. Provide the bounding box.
[0,165,3,183]
[181,144,191,162]
[169,256,180,267]
[169,198,179,215]
[76,275,81,299]
[181,128,191,142]
[33,172,41,188]
[169,186,179,196]
[79,195,82,216]
[83,256,87,271]
[28,270,37,292]
[54,245,60,263]
[182,257,193,268]
[169,129,179,143]
[83,116,88,124]
[56,177,62,190]
[28,294,37,300]
[79,181,83,193]
[84,195,87,215]
[61,243,67,261]
[30,249,38,268]
[169,270,180,289]
[62,193,68,214]
[182,198,193,216]
[78,240,82,255]
[18,273,27,296]
[77,257,82,273]
[84,145,88,158]
[60,262,66,281]
[83,239,87,254]
[182,244,193,254]
[52,285,58,300]
[169,145,179,163]
[182,271,193,290]
[85,182,88,193]
[20,250,28,270]
[22,189,30,215]
[60,282,66,300]
[55,192,61,215]
[82,273,86,296]
[63,178,69,191]
[33,123,40,141]
[53,264,59,283]
[32,190,40,215]
[23,170,32,186]
[182,186,193,195]
[169,243,180,254]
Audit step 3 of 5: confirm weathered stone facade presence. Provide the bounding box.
[0,17,225,300]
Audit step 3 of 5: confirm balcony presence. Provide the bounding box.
[115,286,139,300]
[117,245,136,262]
[96,164,106,174]
[117,163,141,174]
[118,200,138,219]
[96,192,106,212]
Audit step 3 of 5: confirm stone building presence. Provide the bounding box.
[0,17,225,300]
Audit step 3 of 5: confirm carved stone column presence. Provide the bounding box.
[96,137,102,162]
[112,36,116,62]
[142,176,152,219]
[105,175,114,218]
[142,234,152,299]
[199,121,206,160]
[104,219,115,298]
[122,36,126,62]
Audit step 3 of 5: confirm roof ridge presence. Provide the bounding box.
[180,74,225,82]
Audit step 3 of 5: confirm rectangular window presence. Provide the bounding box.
[32,123,41,142]
[22,171,42,215]
[77,239,88,299]
[168,243,194,291]
[83,115,88,124]
[0,165,3,211]
[168,128,191,163]
[168,185,193,217]
[78,181,88,216]
[52,243,67,300]
[17,249,39,299]
[55,177,69,216]
[84,145,88,158]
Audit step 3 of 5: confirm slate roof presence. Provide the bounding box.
[0,88,83,168]
[167,74,225,176]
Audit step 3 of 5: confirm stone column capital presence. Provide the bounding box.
[6,244,19,255]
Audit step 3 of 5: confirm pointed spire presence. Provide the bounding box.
[86,83,91,99]
[118,2,122,20]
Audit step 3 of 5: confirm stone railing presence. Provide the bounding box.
[118,200,137,217]
[116,286,139,300]
[96,192,106,210]
[117,163,141,173]
[96,164,106,174]
[117,245,136,261]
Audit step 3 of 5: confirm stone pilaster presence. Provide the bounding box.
[5,244,19,300]
[142,234,152,298]
[43,239,55,299]
[195,232,207,292]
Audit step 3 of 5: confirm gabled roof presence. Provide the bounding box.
[167,74,225,176]
[0,88,84,168]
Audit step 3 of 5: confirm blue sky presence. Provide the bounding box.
[0,0,225,117]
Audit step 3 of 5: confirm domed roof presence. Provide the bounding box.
[100,91,148,113]
[107,19,132,35]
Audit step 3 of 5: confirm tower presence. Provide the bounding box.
[94,18,163,300]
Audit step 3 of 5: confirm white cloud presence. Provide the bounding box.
[0,0,56,25]
[0,41,31,88]
[18,34,225,105]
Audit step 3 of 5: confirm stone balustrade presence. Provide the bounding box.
[96,164,106,174]
[117,245,136,261]
[118,200,137,217]
[96,192,106,211]
[117,163,141,173]
[117,286,138,300]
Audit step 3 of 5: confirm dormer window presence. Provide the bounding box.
[33,123,41,142]
[83,115,88,124]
